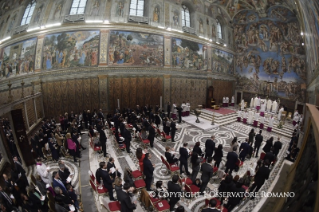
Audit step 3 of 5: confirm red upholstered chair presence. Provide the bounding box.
[213,166,218,173]
[151,199,170,212]
[139,134,150,148]
[160,156,179,176]
[90,180,108,197]
[185,184,200,199]
[134,179,146,190]
[235,160,243,171]
[260,152,266,160]
[101,201,121,212]
[126,168,143,180]
[88,170,96,184]
[160,131,171,142]
[178,176,193,186]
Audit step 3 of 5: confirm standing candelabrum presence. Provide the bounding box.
[211,112,215,125]
[195,108,202,123]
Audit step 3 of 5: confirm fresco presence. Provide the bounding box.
[108,31,164,66]
[234,6,306,101]
[211,48,234,74]
[42,31,100,70]
[171,38,207,70]
[0,37,37,79]
[298,0,319,78]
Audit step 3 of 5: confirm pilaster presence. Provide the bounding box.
[98,75,108,112]
[35,35,45,72]
[163,75,171,110]
[164,36,171,68]
[99,30,109,66]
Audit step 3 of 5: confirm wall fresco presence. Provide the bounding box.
[211,48,234,74]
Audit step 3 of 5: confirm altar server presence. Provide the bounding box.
[253,112,259,127]
[266,99,272,112]
[259,115,265,129]
[267,116,274,132]
[237,110,242,122]
[243,110,248,124]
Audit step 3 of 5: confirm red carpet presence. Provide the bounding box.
[205,108,236,115]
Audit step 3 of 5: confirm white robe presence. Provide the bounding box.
[237,110,242,118]
[173,104,177,114]
[254,112,259,121]
[278,108,284,121]
[260,101,266,112]
[36,163,51,184]
[250,98,254,108]
[256,98,261,106]
[259,116,265,124]
[226,97,229,103]
[271,101,277,113]
[267,100,272,112]
[231,96,235,104]
[254,97,258,107]
[241,100,245,110]
[186,102,190,111]
[243,112,248,119]
[248,111,254,123]
[293,114,300,122]
[223,97,226,103]
[268,117,274,128]
[181,103,187,112]
[293,111,299,117]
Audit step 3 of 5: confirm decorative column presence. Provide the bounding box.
[7,81,13,103]
[164,36,171,68]
[163,75,171,111]
[35,35,45,72]
[21,80,25,98]
[98,75,109,112]
[99,30,109,66]
[207,45,212,72]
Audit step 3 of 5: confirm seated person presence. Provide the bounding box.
[194,178,201,188]
[165,147,179,164]
[155,181,167,198]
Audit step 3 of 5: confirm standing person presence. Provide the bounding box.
[239,139,250,162]
[167,175,183,211]
[179,143,191,175]
[143,153,154,191]
[66,133,78,162]
[225,146,238,175]
[205,135,215,160]
[107,157,122,179]
[36,158,51,184]
[262,137,273,153]
[190,152,201,183]
[200,157,214,194]
[278,106,284,121]
[230,137,239,154]
[202,199,220,212]
[250,160,270,195]
[213,144,223,168]
[167,102,171,118]
[136,148,146,172]
[170,119,177,142]
[273,137,282,157]
[96,162,116,201]
[165,147,178,164]
[248,129,256,146]
[254,130,263,157]
[148,125,155,148]
[13,156,29,190]
[99,126,108,157]
[117,183,137,212]
[123,128,132,153]
[176,105,183,123]
[192,142,203,157]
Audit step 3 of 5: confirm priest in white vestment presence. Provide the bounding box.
[243,110,248,124]
[247,111,254,124]
[259,115,265,129]
[36,158,51,184]
[223,97,226,107]
[267,116,274,132]
[256,97,261,112]
[271,100,278,113]
[231,96,235,106]
[253,112,259,127]
[260,100,266,117]
[181,102,187,117]
[278,106,284,121]
[241,99,245,110]
[250,98,254,108]
[186,101,190,116]
[254,97,258,108]
[226,97,229,107]
[237,110,242,122]
[267,99,272,112]
[172,103,177,119]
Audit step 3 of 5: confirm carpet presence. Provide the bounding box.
[205,107,236,115]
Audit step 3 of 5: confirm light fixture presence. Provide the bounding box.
[209,39,212,42]
[167,27,171,31]
[158,26,165,29]
[85,20,103,23]
[216,42,220,44]
[45,23,61,28]
[301,32,304,36]
[224,44,227,47]
[27,27,40,32]
[302,43,304,46]
[0,36,11,43]
[104,20,109,24]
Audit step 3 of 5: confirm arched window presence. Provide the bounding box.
[217,20,222,39]
[129,0,144,17]
[70,0,88,15]
[181,5,190,27]
[21,0,36,26]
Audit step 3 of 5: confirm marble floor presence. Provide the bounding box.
[85,116,292,212]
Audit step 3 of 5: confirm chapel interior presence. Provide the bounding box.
[0,0,318,211]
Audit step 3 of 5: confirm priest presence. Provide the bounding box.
[259,115,265,129]
[267,116,274,132]
[254,96,258,110]
[186,100,190,116]
[278,106,284,121]
[223,97,226,107]
[172,103,177,119]
[292,110,300,126]
[260,100,266,117]
[271,100,278,114]
[243,110,248,124]
[181,102,187,117]
[250,97,254,108]
[226,97,229,107]
[266,99,272,112]
[241,99,245,111]
[256,97,261,112]
[247,110,254,125]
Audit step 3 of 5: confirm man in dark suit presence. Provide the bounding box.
[273,137,282,157]
[31,132,44,159]
[107,157,121,179]
[58,163,71,186]
[205,135,215,160]
[12,156,29,191]
[123,128,132,153]
[143,153,154,191]
[99,126,108,157]
[202,199,220,212]
[170,119,177,142]
[225,146,238,175]
[239,138,250,161]
[250,160,270,194]
[200,157,214,194]
[226,180,245,211]
[96,162,116,201]
[263,148,276,164]
[117,183,137,212]
[52,171,67,194]
[148,125,155,148]
[98,109,105,123]
[179,143,191,175]
[168,175,183,211]
[176,106,183,123]
[167,102,171,118]
[254,130,263,157]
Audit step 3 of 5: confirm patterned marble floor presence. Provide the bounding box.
[88,119,291,212]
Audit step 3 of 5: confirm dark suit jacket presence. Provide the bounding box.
[205,139,215,156]
[193,146,203,156]
[254,166,270,185]
[148,126,155,138]
[117,189,136,212]
[228,186,245,205]
[100,169,114,189]
[167,181,181,202]
[273,141,282,155]
[226,152,238,168]
[263,152,275,163]
[255,134,263,147]
[0,191,13,211]
[99,129,107,144]
[239,142,250,156]
[179,147,189,163]
[143,157,154,178]
[107,162,116,173]
[52,179,67,194]
[170,122,177,132]
[165,152,176,164]
[201,208,220,212]
[14,162,26,176]
[59,168,71,185]
[200,163,214,182]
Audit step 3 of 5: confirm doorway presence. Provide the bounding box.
[236,92,242,104]
[297,104,304,114]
